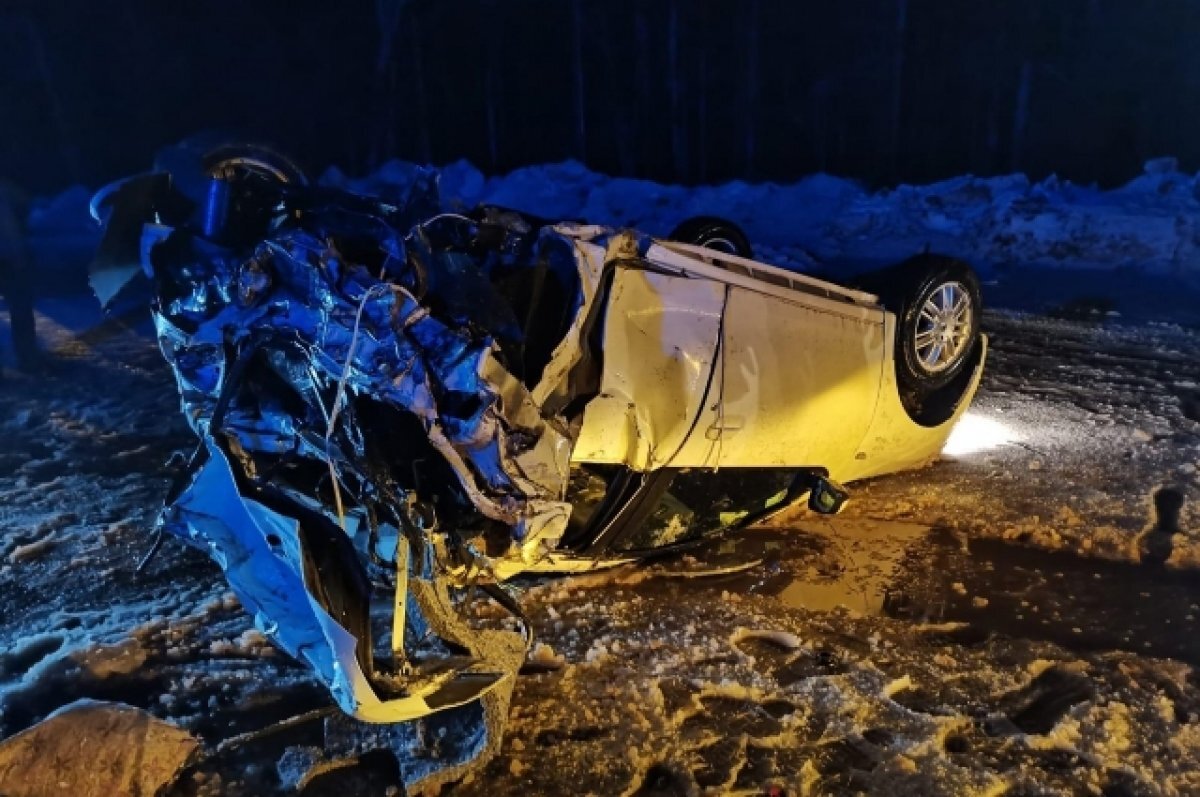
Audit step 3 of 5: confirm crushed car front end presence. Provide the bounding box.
[91,154,618,724]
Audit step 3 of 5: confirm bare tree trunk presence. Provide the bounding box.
[484,1,500,169]
[812,80,829,172]
[889,0,908,181]
[668,0,687,181]
[20,16,78,182]
[1011,60,1032,171]
[370,0,406,167]
[635,7,651,174]
[742,0,759,177]
[697,6,709,183]
[409,17,431,164]
[571,0,586,161]
[0,183,37,371]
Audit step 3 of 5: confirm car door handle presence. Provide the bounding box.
[705,415,744,440]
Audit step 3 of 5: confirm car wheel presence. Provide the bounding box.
[894,255,981,393]
[667,216,753,259]
[198,144,307,245]
[201,143,308,186]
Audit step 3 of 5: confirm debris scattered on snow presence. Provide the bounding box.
[72,637,147,679]
[730,627,803,652]
[525,642,567,671]
[6,535,56,563]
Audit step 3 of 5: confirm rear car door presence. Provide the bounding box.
[703,282,887,476]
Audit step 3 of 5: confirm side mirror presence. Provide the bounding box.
[807,474,850,515]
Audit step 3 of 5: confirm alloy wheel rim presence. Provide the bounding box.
[914,281,972,374]
[701,236,739,255]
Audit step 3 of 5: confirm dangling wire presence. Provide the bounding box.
[324,283,389,529]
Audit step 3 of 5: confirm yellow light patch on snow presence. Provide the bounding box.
[942,411,1018,458]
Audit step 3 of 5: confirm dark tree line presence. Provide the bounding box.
[3,0,1200,193]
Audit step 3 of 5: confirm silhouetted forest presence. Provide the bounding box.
[2,0,1198,193]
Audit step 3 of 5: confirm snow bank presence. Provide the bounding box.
[322,154,1200,282]
[27,154,1200,295]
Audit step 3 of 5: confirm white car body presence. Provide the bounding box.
[541,229,985,485]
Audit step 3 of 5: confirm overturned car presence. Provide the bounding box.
[91,145,985,733]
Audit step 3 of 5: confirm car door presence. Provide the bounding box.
[571,263,725,470]
[692,282,888,477]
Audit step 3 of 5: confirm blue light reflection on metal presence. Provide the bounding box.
[126,176,568,723]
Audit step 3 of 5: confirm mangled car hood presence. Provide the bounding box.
[91,158,630,725]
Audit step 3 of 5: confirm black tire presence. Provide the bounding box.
[889,255,982,393]
[196,144,307,246]
[201,143,308,186]
[667,216,753,258]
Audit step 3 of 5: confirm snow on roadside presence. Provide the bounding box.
[29,153,1200,297]
[319,154,1200,282]
[0,699,199,797]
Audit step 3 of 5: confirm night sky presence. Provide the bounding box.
[3,0,1200,193]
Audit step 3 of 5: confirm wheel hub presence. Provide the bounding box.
[914,281,972,374]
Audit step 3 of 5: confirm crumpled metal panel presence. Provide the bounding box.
[159,223,573,524]
[97,163,588,723]
[169,440,384,716]
[570,265,726,469]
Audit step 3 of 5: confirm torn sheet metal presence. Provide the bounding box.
[91,150,585,726]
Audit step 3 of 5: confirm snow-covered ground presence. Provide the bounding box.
[1,160,1199,795]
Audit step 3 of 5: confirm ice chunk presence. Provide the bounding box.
[0,700,198,797]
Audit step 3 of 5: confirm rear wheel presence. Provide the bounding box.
[199,144,307,245]
[201,143,308,186]
[667,216,753,258]
[891,256,982,394]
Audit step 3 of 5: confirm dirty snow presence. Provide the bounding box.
[320,155,1200,285]
[0,698,199,796]
[2,158,1199,794]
